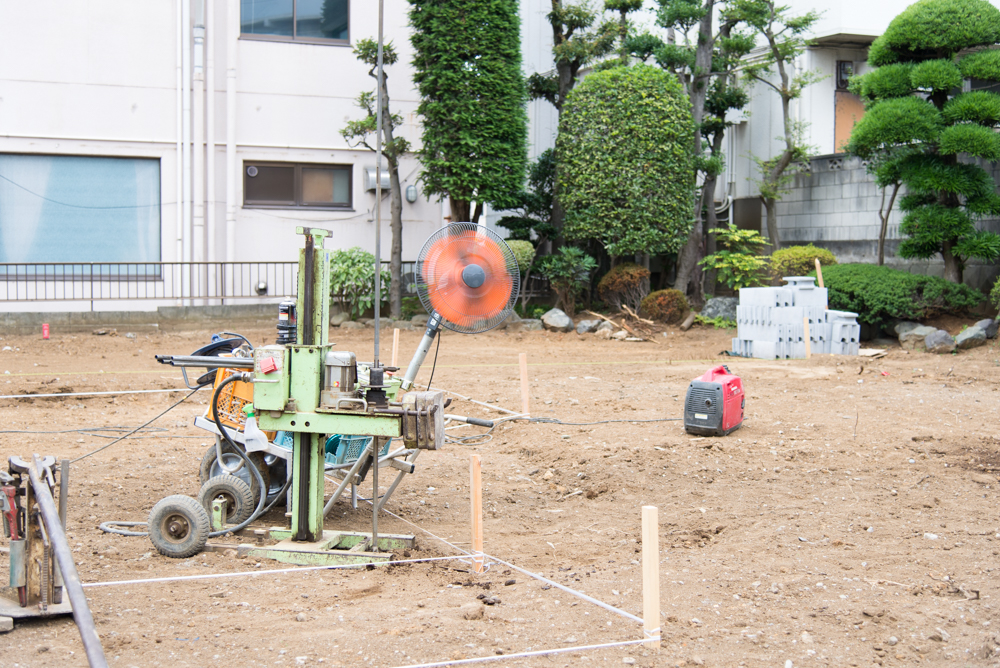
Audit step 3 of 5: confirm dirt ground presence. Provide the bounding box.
[1,318,999,668]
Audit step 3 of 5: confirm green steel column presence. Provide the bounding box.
[290,432,325,541]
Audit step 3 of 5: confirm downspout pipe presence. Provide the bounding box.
[194,0,206,303]
[182,0,193,304]
[175,0,183,303]
[225,0,237,265]
[206,0,217,299]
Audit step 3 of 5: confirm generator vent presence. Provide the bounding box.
[685,387,718,419]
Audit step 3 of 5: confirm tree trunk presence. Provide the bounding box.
[941,240,962,283]
[876,182,900,267]
[378,73,404,320]
[450,197,471,223]
[702,174,720,294]
[674,211,702,295]
[762,196,780,252]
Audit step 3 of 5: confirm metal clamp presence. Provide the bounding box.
[335,397,368,411]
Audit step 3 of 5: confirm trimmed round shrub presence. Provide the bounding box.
[942,90,1000,126]
[640,289,689,324]
[597,263,651,312]
[910,58,963,92]
[849,62,914,101]
[769,244,837,282]
[867,0,1000,66]
[505,240,536,276]
[817,263,984,328]
[959,49,1000,81]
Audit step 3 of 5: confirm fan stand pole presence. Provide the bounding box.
[370,0,386,552]
[401,313,442,391]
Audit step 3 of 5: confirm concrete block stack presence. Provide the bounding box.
[731,276,860,359]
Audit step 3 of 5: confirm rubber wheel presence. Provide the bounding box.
[198,475,255,525]
[148,495,210,558]
[199,443,270,504]
[265,455,288,506]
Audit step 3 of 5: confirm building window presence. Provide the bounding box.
[836,61,854,91]
[241,0,349,43]
[0,154,161,264]
[244,162,352,209]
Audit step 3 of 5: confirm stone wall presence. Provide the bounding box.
[771,154,1000,292]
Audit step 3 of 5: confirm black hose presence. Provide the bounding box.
[208,372,268,537]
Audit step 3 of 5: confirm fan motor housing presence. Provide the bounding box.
[683,365,744,436]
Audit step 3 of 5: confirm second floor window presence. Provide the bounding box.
[244,162,352,209]
[241,0,349,43]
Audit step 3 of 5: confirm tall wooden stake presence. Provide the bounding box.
[518,352,530,417]
[815,258,824,288]
[641,505,660,650]
[803,317,812,359]
[470,454,484,573]
[391,328,400,368]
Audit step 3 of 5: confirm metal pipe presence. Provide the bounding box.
[193,0,206,302]
[371,438,379,551]
[58,459,68,528]
[155,354,254,369]
[182,0,193,304]
[28,456,108,668]
[401,313,441,390]
[205,0,217,287]
[302,233,314,346]
[322,443,372,517]
[225,0,237,263]
[372,0,385,370]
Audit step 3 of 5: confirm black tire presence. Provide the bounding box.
[199,443,270,504]
[198,475,255,525]
[265,455,288,506]
[148,495,210,558]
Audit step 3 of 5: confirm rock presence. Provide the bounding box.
[975,318,998,339]
[391,320,415,331]
[679,311,696,331]
[612,330,628,340]
[956,326,986,350]
[576,319,600,334]
[596,320,614,333]
[330,312,350,326]
[459,603,483,620]
[494,312,521,331]
[887,636,898,646]
[701,297,738,322]
[899,325,938,350]
[295,613,308,622]
[364,318,393,330]
[0,616,12,633]
[508,319,542,332]
[924,329,956,354]
[894,321,922,339]
[971,473,997,485]
[541,309,574,332]
[622,659,636,665]
[340,321,365,330]
[411,314,430,325]
[596,327,613,340]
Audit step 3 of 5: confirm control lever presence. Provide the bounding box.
[444,414,494,428]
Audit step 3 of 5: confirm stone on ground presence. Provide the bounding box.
[596,320,614,332]
[0,616,12,633]
[924,329,956,354]
[364,318,393,330]
[411,314,430,325]
[340,321,365,330]
[494,312,521,331]
[894,321,921,338]
[596,327,613,339]
[541,308,574,332]
[701,297,738,322]
[391,320,415,331]
[899,325,938,350]
[329,312,350,326]
[509,319,542,332]
[576,319,600,334]
[975,318,998,339]
[612,330,628,340]
[956,326,986,349]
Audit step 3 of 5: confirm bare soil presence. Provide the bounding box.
[1,319,999,668]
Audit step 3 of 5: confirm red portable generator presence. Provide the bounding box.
[683,365,744,436]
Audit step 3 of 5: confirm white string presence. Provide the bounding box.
[0,388,191,400]
[80,554,468,589]
[389,638,656,668]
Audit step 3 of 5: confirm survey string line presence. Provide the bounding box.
[389,638,655,668]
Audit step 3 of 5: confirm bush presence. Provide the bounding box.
[694,315,737,329]
[537,247,598,317]
[597,263,651,312]
[769,244,838,281]
[329,247,391,321]
[991,276,1000,311]
[818,263,984,328]
[640,289,689,324]
[698,225,770,290]
[505,240,536,276]
[400,296,425,320]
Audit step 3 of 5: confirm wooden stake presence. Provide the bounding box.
[391,328,400,368]
[470,454,484,573]
[815,258,824,288]
[518,352,530,417]
[641,505,660,650]
[803,317,812,359]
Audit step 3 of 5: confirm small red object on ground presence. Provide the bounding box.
[42,323,50,339]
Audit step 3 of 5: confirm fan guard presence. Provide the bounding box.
[416,223,520,334]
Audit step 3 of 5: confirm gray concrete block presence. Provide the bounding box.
[0,616,12,633]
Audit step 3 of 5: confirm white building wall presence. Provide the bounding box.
[0,0,442,270]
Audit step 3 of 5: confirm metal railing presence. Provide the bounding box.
[0,262,298,306]
[0,260,550,307]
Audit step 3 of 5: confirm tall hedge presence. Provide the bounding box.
[847,0,1000,283]
[556,65,695,257]
[409,0,528,222]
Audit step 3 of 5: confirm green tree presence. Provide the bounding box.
[729,0,822,252]
[556,65,696,258]
[627,1,753,297]
[409,0,528,223]
[342,39,411,319]
[847,0,1000,282]
[527,1,616,235]
[537,246,598,316]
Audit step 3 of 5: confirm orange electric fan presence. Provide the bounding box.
[400,223,520,389]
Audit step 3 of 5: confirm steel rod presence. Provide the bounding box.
[28,456,108,668]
